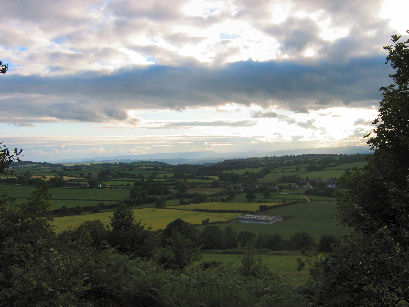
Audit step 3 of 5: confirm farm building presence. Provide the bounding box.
[237,214,283,224]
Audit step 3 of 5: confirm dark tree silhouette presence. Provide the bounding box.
[0,61,7,74]
[307,33,409,306]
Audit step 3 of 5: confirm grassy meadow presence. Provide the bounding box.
[201,201,350,241]
[53,208,238,232]
[197,251,310,285]
[5,155,366,241]
[0,183,128,209]
[223,167,265,175]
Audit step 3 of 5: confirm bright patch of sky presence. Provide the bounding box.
[1,104,378,160]
[271,3,291,24]
[379,0,409,34]
[182,0,227,17]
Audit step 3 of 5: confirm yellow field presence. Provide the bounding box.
[0,176,16,180]
[52,208,238,232]
[30,175,54,180]
[173,202,281,212]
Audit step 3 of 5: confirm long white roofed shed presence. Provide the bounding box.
[237,214,283,224]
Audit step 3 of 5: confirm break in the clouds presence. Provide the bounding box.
[0,0,408,160]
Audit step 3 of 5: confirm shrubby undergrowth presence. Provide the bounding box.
[0,185,306,306]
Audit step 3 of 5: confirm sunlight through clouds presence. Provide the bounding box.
[270,3,291,25]
[0,0,406,160]
[380,0,409,34]
[182,0,228,17]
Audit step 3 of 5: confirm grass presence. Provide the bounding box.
[51,199,118,208]
[196,251,310,285]
[307,195,337,202]
[223,167,264,175]
[259,167,302,183]
[0,183,35,199]
[173,202,281,212]
[185,179,214,183]
[52,208,238,232]
[199,201,350,241]
[300,169,346,180]
[186,187,226,195]
[12,167,57,176]
[327,161,368,170]
[105,180,135,186]
[164,199,182,206]
[0,184,129,209]
[49,187,128,201]
[259,161,367,183]
[232,192,306,203]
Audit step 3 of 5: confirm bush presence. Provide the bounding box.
[237,231,256,247]
[154,197,166,208]
[318,235,339,253]
[290,232,316,251]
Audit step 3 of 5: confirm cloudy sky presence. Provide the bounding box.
[1,0,408,161]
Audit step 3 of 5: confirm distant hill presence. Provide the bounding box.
[37,146,371,164]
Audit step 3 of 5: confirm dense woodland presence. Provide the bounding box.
[0,34,408,306]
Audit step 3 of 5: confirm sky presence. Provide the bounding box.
[0,0,408,161]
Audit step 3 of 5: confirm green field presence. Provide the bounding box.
[105,180,135,186]
[4,155,363,241]
[232,191,307,203]
[53,208,238,232]
[173,202,281,212]
[186,187,226,195]
[259,161,367,182]
[12,167,58,176]
[327,161,368,170]
[51,199,118,208]
[259,166,301,183]
[197,251,310,285]
[0,184,129,209]
[224,167,264,175]
[300,169,346,180]
[185,179,214,183]
[0,183,35,199]
[202,201,350,241]
[49,187,128,202]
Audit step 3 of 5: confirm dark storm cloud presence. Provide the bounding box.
[0,56,390,123]
[265,17,322,55]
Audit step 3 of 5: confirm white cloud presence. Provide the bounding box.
[1,0,400,76]
[0,0,403,160]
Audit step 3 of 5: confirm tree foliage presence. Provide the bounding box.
[308,33,409,306]
[157,230,200,269]
[0,142,22,174]
[340,33,409,240]
[107,206,155,258]
[0,60,7,74]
